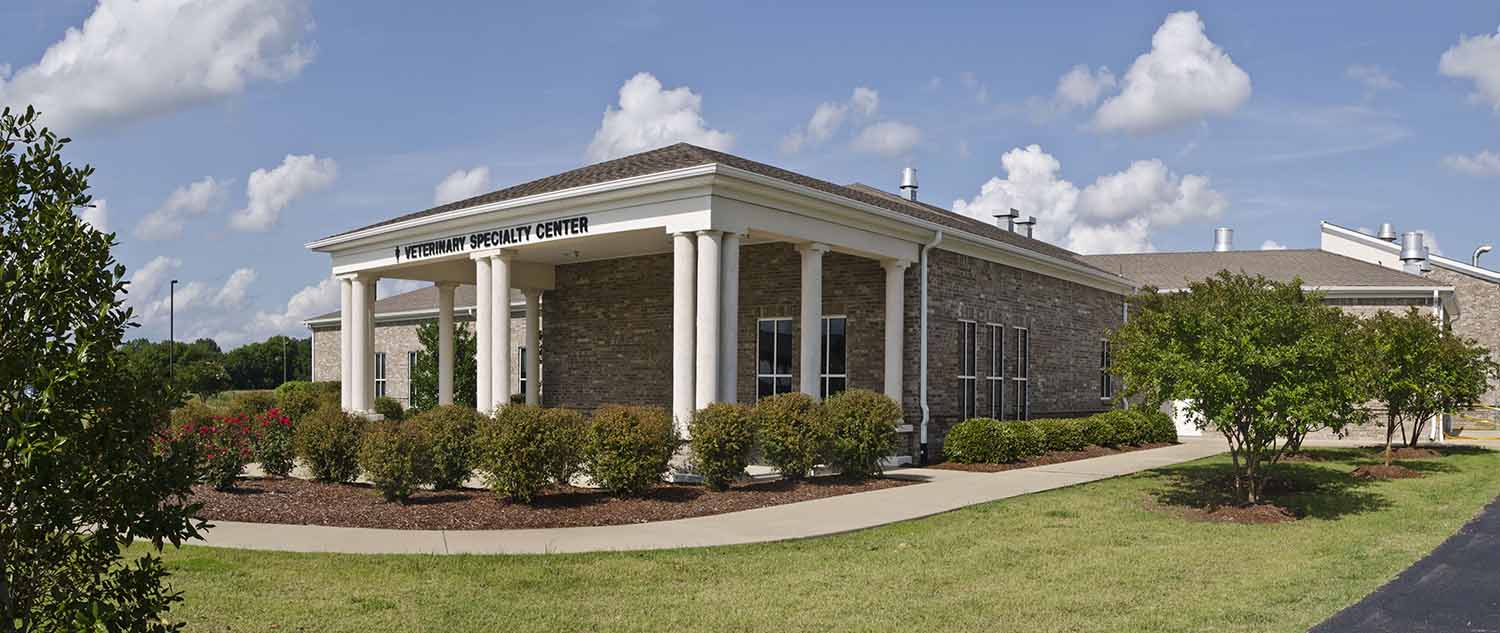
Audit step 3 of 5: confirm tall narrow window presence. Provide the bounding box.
[756,318,794,399]
[1012,327,1029,420]
[518,346,528,396]
[1099,340,1112,400]
[406,351,417,406]
[958,320,976,420]
[820,316,848,398]
[987,323,1005,419]
[374,351,387,398]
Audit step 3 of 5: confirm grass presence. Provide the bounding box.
[150,446,1500,632]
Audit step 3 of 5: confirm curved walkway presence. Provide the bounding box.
[1311,496,1500,633]
[195,439,1227,555]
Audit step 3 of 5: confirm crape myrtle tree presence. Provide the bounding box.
[409,320,479,411]
[0,107,203,630]
[1111,272,1370,504]
[1362,308,1495,464]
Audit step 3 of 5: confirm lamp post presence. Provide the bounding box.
[169,279,178,383]
[282,337,288,385]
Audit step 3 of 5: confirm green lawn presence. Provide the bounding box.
[153,447,1500,632]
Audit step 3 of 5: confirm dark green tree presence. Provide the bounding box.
[224,335,311,389]
[1363,308,1495,463]
[1111,272,1370,504]
[120,337,233,397]
[409,321,478,411]
[0,107,203,630]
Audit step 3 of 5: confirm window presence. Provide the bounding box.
[374,352,387,398]
[820,316,847,398]
[518,346,528,395]
[987,323,1005,419]
[406,351,417,406]
[958,320,976,420]
[756,318,794,399]
[1012,327,1029,420]
[1099,340,1112,399]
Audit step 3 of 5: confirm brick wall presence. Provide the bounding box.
[1429,267,1500,406]
[310,315,525,408]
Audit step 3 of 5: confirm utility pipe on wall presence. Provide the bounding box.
[918,230,944,466]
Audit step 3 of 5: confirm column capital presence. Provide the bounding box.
[695,229,723,237]
[881,258,912,271]
[796,242,831,255]
[434,280,461,290]
[469,248,511,261]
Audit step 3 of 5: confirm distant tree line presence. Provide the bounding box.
[120,335,312,396]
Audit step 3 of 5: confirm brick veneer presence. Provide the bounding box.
[311,316,526,408]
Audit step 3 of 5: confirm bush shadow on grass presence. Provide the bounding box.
[1145,454,1391,520]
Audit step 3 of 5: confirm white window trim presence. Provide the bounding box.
[756,317,794,400]
[820,315,848,398]
[406,350,417,406]
[518,345,527,395]
[1012,326,1029,421]
[958,319,977,421]
[986,322,1005,420]
[374,351,387,398]
[1099,339,1112,400]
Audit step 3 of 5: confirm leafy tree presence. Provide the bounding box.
[223,335,311,389]
[1,107,203,630]
[1111,272,1370,504]
[1363,308,1495,463]
[120,337,233,396]
[409,321,478,411]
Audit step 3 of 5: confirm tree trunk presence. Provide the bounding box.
[1384,412,1396,467]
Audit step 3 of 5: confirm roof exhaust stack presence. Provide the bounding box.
[994,208,1021,231]
[1213,227,1234,252]
[1400,231,1427,275]
[1014,216,1037,239]
[1474,245,1492,268]
[899,167,919,201]
[1378,223,1399,242]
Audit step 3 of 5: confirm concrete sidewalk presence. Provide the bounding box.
[196,439,1228,556]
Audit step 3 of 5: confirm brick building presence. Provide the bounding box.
[306,143,1133,463]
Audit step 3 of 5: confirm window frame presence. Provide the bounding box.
[958,319,977,421]
[756,317,795,400]
[406,350,417,406]
[986,322,1005,420]
[820,315,848,399]
[1011,326,1029,421]
[374,351,387,398]
[1099,339,1112,400]
[518,345,528,396]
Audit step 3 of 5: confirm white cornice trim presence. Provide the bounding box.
[1322,221,1500,283]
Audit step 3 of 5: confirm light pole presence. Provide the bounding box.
[169,279,178,382]
[282,337,288,385]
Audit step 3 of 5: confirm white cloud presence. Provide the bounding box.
[213,267,256,308]
[959,71,989,104]
[584,72,733,163]
[952,144,1228,255]
[134,176,224,240]
[850,87,879,116]
[433,166,490,205]
[1261,239,1287,251]
[850,121,922,157]
[1094,11,1251,134]
[1417,229,1443,256]
[1055,65,1117,110]
[780,87,879,154]
[1439,26,1500,109]
[249,276,340,335]
[229,154,337,232]
[0,0,314,132]
[79,198,108,233]
[1346,65,1400,93]
[1443,150,1500,176]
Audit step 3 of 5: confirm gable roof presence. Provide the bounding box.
[322,143,1115,278]
[1321,221,1500,284]
[1080,249,1443,290]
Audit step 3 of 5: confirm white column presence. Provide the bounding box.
[349,274,370,412]
[672,232,697,432]
[798,243,828,397]
[364,279,377,411]
[436,282,457,406]
[524,288,541,406]
[882,259,909,404]
[492,253,513,408]
[719,232,741,403]
[696,231,722,409]
[473,255,493,412]
[339,276,353,410]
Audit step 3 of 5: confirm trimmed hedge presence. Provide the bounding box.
[373,396,405,421]
[295,405,365,483]
[689,403,756,491]
[275,380,340,422]
[1032,418,1087,452]
[476,405,580,503]
[822,389,901,479]
[410,405,485,490]
[540,408,588,485]
[751,393,828,482]
[358,420,433,503]
[583,405,678,497]
[943,418,1003,463]
[944,408,1177,465]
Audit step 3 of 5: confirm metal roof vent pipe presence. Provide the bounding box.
[993,208,1020,231]
[1473,245,1492,268]
[1213,227,1234,252]
[1420,247,1433,274]
[1378,223,1399,242]
[1400,231,1427,274]
[1014,216,1037,239]
[900,167,919,201]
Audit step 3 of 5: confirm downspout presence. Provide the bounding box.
[918,230,944,466]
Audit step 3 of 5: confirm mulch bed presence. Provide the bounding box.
[926,442,1175,473]
[1352,464,1423,480]
[190,475,912,530]
[1177,502,1299,525]
[1384,447,1441,460]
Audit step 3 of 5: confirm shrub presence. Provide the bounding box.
[689,403,756,490]
[253,408,296,477]
[540,408,588,484]
[1102,409,1152,446]
[296,405,366,483]
[1138,408,1178,444]
[275,380,340,422]
[477,405,582,503]
[822,390,901,478]
[411,404,486,489]
[1080,413,1121,447]
[1032,418,1088,452]
[358,421,434,503]
[583,405,678,496]
[944,418,1002,463]
[224,390,277,419]
[167,412,259,490]
[170,399,218,429]
[1007,421,1047,459]
[374,396,405,421]
[752,393,829,481]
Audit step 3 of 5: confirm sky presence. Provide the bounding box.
[2,1,1498,348]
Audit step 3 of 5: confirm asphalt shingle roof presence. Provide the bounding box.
[309,286,522,323]
[1080,249,1440,290]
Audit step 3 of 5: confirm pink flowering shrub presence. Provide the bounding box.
[167,411,260,490]
[253,408,296,477]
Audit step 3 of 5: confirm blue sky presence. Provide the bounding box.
[2,1,1497,347]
